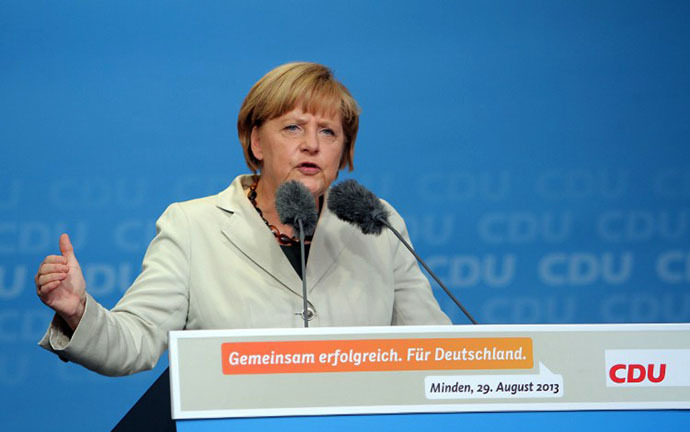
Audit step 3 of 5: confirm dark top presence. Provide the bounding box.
[280,243,311,279]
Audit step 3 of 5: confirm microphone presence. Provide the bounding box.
[326,178,389,235]
[275,180,319,327]
[328,179,478,325]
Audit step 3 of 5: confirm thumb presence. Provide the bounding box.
[59,233,78,264]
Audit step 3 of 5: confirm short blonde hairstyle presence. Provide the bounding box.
[237,62,360,173]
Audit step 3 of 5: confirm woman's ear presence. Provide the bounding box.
[250,126,264,161]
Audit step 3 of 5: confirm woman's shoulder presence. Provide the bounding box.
[172,174,250,213]
[378,197,407,228]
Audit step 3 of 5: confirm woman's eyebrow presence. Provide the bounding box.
[282,114,308,123]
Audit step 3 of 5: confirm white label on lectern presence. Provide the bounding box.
[425,362,564,399]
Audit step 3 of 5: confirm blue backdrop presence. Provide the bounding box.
[1,1,689,430]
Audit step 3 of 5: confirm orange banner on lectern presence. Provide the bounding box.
[221,337,532,375]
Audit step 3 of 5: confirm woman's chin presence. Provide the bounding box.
[286,177,323,197]
[304,183,325,198]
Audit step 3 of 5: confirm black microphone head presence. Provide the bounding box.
[327,179,390,235]
[274,180,318,237]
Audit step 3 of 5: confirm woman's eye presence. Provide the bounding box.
[321,128,335,136]
[284,124,300,132]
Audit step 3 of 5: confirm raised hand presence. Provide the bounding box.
[35,233,87,331]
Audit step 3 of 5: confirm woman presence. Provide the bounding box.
[35,62,450,376]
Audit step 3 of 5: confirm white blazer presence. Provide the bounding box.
[39,175,451,376]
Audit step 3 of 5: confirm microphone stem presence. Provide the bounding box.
[378,218,478,325]
[298,218,309,328]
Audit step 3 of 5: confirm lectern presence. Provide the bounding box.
[120,324,690,431]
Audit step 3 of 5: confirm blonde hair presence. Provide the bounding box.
[237,62,360,173]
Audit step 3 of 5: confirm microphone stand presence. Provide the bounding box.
[378,218,478,325]
[298,218,309,327]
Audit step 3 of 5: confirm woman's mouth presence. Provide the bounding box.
[297,162,320,175]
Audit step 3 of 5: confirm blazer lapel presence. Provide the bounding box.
[306,192,357,292]
[216,176,303,297]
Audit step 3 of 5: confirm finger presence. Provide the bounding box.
[43,255,68,265]
[37,257,68,285]
[59,233,77,262]
[37,263,69,276]
[39,280,62,295]
[38,272,68,286]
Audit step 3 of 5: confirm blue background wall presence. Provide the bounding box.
[2,1,689,430]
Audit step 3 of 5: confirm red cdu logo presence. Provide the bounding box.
[605,349,690,387]
[608,363,666,384]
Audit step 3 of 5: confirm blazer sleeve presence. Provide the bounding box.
[37,203,191,376]
[384,203,453,325]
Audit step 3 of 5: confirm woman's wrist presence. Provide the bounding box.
[62,296,86,332]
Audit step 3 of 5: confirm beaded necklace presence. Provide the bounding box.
[247,178,310,246]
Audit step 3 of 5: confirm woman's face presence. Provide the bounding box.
[251,106,345,198]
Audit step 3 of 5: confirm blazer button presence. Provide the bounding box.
[297,306,316,321]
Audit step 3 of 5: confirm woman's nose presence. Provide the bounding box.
[301,128,320,152]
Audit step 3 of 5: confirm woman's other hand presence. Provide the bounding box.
[35,233,87,331]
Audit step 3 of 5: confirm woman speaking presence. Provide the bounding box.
[35,62,450,376]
